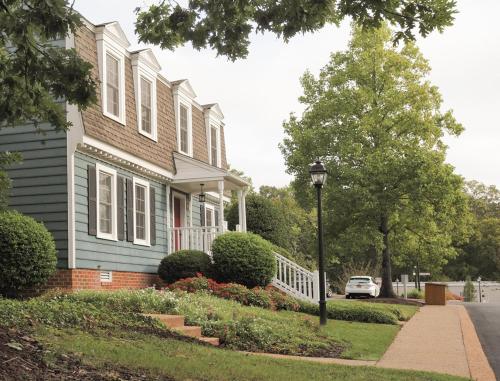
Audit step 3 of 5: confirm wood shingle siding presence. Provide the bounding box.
[0,123,68,268]
[74,152,167,273]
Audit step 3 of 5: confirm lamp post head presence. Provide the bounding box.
[309,160,327,187]
[198,184,206,203]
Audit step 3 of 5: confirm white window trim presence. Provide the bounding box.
[132,63,158,142]
[96,163,118,241]
[133,177,150,246]
[97,40,127,125]
[177,100,193,156]
[208,123,222,168]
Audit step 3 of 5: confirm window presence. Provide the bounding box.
[210,125,219,167]
[96,163,117,241]
[180,104,189,154]
[140,77,152,134]
[106,53,120,118]
[205,207,214,227]
[133,177,150,246]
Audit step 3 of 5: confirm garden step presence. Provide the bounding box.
[175,325,202,338]
[144,314,185,328]
[198,337,220,346]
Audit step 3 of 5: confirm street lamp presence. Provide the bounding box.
[477,276,482,303]
[309,160,327,325]
[198,184,206,204]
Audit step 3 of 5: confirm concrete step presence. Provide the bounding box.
[199,337,220,346]
[144,314,185,328]
[175,325,202,338]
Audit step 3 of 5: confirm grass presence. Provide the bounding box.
[40,328,468,381]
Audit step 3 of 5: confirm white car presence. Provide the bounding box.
[345,276,380,298]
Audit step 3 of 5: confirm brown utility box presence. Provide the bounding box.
[425,283,447,305]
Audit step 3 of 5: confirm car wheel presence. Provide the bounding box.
[345,294,350,299]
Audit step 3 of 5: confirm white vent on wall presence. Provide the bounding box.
[100,271,112,283]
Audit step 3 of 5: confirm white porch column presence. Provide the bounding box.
[218,180,224,232]
[189,193,193,227]
[237,189,243,231]
[166,184,171,254]
[241,188,248,232]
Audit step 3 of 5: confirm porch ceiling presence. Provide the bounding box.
[172,152,249,194]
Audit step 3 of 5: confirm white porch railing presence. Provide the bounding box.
[272,252,319,302]
[167,227,222,254]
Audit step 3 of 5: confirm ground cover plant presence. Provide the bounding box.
[158,250,212,284]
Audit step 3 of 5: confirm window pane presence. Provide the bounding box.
[140,77,152,133]
[211,126,218,166]
[180,104,188,152]
[206,210,213,227]
[135,184,146,240]
[99,172,112,234]
[106,53,120,117]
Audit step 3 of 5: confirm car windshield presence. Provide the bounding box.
[349,277,371,284]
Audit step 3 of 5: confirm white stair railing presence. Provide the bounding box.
[272,252,319,302]
[168,227,221,255]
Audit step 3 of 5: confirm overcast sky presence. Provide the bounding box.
[74,0,500,190]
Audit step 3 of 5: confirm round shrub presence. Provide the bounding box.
[158,250,212,284]
[212,232,276,288]
[0,210,57,296]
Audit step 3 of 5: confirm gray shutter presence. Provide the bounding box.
[88,164,97,236]
[200,204,205,226]
[215,210,219,227]
[126,178,134,242]
[150,187,156,246]
[117,176,125,241]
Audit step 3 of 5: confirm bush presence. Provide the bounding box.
[167,276,211,293]
[0,210,57,296]
[463,276,476,302]
[267,289,300,311]
[212,232,276,288]
[158,250,212,284]
[407,289,424,299]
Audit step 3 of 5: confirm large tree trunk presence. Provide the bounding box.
[379,214,397,298]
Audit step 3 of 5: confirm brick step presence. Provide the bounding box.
[144,314,185,328]
[143,314,219,346]
[199,337,220,346]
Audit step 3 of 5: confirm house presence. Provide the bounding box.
[0,18,250,290]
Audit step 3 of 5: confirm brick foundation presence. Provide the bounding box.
[45,269,164,290]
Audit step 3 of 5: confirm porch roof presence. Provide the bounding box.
[172,152,249,194]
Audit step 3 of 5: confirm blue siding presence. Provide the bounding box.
[0,124,68,268]
[74,152,168,273]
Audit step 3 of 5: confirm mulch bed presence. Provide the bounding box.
[0,327,173,381]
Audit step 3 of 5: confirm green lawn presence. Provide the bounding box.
[39,328,467,381]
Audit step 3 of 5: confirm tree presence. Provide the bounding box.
[0,0,96,132]
[135,0,457,61]
[281,24,470,297]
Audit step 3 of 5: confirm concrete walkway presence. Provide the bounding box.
[243,305,495,380]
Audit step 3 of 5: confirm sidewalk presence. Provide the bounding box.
[378,304,495,380]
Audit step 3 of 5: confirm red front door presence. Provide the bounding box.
[174,197,181,251]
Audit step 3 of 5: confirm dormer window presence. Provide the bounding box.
[173,80,196,157]
[96,22,129,125]
[204,104,224,168]
[210,125,220,167]
[131,49,160,142]
[106,53,120,118]
[180,104,190,154]
[140,77,152,134]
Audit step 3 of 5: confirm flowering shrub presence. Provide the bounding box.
[168,275,297,311]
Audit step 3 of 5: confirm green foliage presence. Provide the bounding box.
[0,210,57,296]
[212,232,276,288]
[0,0,96,132]
[54,288,179,314]
[0,151,21,211]
[463,276,476,302]
[158,250,212,284]
[280,24,471,297]
[407,289,425,299]
[135,1,456,60]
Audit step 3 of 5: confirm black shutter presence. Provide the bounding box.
[200,204,206,226]
[150,187,156,246]
[215,210,219,227]
[117,176,125,241]
[126,178,134,242]
[88,164,97,236]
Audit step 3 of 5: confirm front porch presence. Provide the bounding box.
[166,152,249,254]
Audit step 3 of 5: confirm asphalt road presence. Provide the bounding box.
[465,303,500,380]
